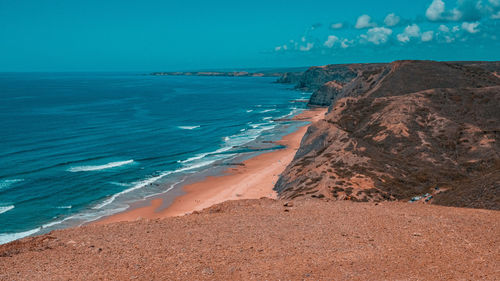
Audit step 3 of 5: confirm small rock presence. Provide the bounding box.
[284,209,290,212]
[283,202,293,207]
[413,233,422,237]
[202,267,214,275]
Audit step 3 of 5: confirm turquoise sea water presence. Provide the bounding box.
[0,73,309,244]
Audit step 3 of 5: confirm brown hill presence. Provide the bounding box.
[302,60,500,106]
[275,61,500,210]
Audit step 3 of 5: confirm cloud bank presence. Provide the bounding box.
[273,0,499,54]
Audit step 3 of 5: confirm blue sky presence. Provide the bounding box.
[0,0,499,71]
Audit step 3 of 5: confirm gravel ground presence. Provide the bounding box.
[1,198,499,280]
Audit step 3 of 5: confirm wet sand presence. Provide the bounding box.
[97,108,327,224]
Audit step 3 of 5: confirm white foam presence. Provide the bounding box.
[68,160,134,172]
[260,109,276,113]
[263,117,273,120]
[0,227,41,245]
[144,178,186,199]
[92,158,226,210]
[109,181,133,187]
[42,218,69,229]
[56,205,72,209]
[178,125,200,130]
[0,205,14,215]
[278,107,303,119]
[0,179,24,190]
[246,109,253,113]
[178,146,232,164]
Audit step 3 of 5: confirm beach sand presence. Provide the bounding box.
[97,108,327,224]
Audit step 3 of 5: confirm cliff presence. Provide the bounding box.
[307,81,343,107]
[293,64,384,92]
[294,61,500,107]
[275,72,303,84]
[275,60,500,210]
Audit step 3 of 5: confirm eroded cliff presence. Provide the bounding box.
[275,60,500,210]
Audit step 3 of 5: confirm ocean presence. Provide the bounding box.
[0,72,309,244]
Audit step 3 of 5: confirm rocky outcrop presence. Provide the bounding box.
[275,60,500,210]
[276,72,303,84]
[295,65,356,92]
[307,81,343,107]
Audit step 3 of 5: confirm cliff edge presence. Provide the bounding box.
[275,60,500,210]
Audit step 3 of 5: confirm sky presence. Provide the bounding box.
[0,0,499,71]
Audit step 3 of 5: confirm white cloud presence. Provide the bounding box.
[426,0,446,21]
[397,34,410,43]
[361,27,393,45]
[397,24,421,43]
[492,11,500,19]
[438,24,450,32]
[301,36,306,42]
[299,42,314,51]
[421,31,435,42]
[426,0,462,21]
[274,44,289,51]
[330,22,344,29]
[341,39,352,48]
[323,35,339,48]
[405,24,421,37]
[461,21,480,33]
[452,25,461,32]
[355,15,376,29]
[445,35,455,43]
[384,13,401,26]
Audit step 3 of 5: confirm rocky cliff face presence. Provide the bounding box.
[276,72,303,84]
[295,64,365,92]
[275,60,500,210]
[297,61,500,107]
[307,81,344,107]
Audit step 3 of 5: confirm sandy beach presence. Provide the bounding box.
[97,108,327,224]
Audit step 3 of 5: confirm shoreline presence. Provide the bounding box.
[96,108,326,224]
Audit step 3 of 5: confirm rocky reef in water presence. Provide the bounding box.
[275,60,500,210]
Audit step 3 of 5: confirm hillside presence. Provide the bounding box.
[275,61,500,210]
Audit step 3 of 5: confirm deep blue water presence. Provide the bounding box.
[0,73,309,243]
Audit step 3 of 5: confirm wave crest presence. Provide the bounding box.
[0,205,14,215]
[178,125,200,130]
[68,160,134,172]
[0,179,24,190]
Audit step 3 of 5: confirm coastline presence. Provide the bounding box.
[97,108,326,224]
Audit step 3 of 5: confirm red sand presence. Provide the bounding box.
[2,199,499,280]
